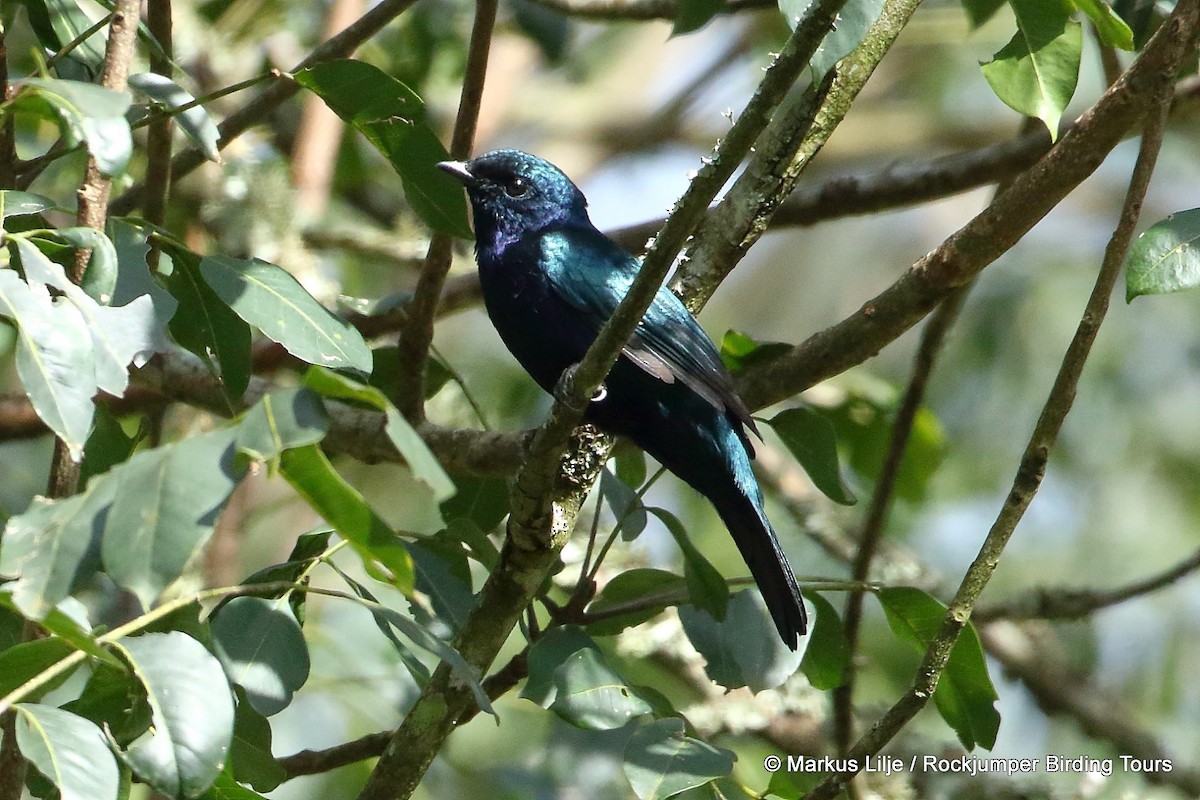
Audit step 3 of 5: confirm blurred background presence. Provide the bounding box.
[5,0,1200,797]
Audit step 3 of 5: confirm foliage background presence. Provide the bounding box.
[1,0,1199,799]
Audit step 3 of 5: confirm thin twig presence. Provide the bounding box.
[975,546,1200,622]
[393,0,498,421]
[143,0,174,271]
[800,37,1182,799]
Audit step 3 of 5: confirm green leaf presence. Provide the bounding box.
[159,244,252,401]
[522,626,601,706]
[197,767,270,800]
[0,268,95,460]
[293,59,471,238]
[0,637,77,698]
[102,429,244,608]
[0,593,117,665]
[601,468,647,541]
[678,590,807,692]
[980,0,1082,139]
[63,658,153,746]
[117,632,235,798]
[211,597,310,717]
[235,387,330,461]
[550,647,652,730]
[645,507,729,621]
[15,236,161,396]
[877,587,1000,750]
[79,405,141,487]
[0,191,55,222]
[14,703,121,800]
[13,78,133,175]
[718,330,791,374]
[0,475,116,619]
[200,256,372,372]
[1125,209,1200,301]
[439,475,509,532]
[43,226,118,304]
[613,444,647,489]
[799,591,849,690]
[776,0,885,77]
[229,699,285,792]
[1072,0,1135,49]
[673,0,723,35]
[587,568,688,636]
[109,219,177,348]
[409,539,475,632]
[303,367,454,502]
[959,0,1006,27]
[766,405,857,506]
[623,718,735,800]
[128,72,222,162]
[21,0,107,79]
[277,444,415,595]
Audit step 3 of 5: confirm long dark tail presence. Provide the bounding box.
[705,444,807,650]
[640,410,807,649]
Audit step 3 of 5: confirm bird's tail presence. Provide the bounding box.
[707,458,808,650]
[646,412,807,649]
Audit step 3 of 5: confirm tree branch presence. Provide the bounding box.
[799,16,1188,793]
[393,0,498,421]
[524,0,774,20]
[735,16,1199,413]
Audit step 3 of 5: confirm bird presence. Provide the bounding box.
[438,149,807,649]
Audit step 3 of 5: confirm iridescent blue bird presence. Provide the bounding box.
[438,150,806,648]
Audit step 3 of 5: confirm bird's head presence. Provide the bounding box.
[438,150,590,249]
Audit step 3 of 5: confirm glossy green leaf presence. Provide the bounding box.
[0,475,116,619]
[303,367,454,502]
[718,330,791,374]
[409,539,475,632]
[79,405,141,487]
[42,226,119,304]
[159,245,252,401]
[767,405,857,505]
[14,703,120,800]
[602,468,647,541]
[1072,0,1135,48]
[550,647,652,730]
[799,591,849,690]
[197,768,270,800]
[15,236,160,396]
[21,0,107,79]
[235,387,330,461]
[644,507,729,620]
[117,632,235,798]
[439,475,509,532]
[200,256,372,372]
[14,78,133,175]
[293,59,471,238]
[0,637,77,698]
[129,72,222,162]
[211,597,310,717]
[673,0,723,35]
[63,659,153,746]
[678,590,807,691]
[623,717,734,800]
[877,587,1000,750]
[109,219,177,350]
[229,699,285,792]
[521,625,599,706]
[980,0,1081,139]
[0,594,117,665]
[102,429,244,608]
[0,268,95,460]
[1125,209,1200,301]
[277,444,415,595]
[0,191,55,222]
[587,568,688,636]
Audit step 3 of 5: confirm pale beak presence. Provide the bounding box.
[437,160,478,188]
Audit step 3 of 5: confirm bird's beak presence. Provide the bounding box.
[437,160,478,188]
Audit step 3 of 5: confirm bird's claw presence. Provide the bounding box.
[555,364,607,409]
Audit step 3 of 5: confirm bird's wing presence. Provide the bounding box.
[543,229,758,435]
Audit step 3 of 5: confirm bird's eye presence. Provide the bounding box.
[504,175,531,198]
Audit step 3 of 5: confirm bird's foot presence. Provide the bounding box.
[555,363,606,410]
